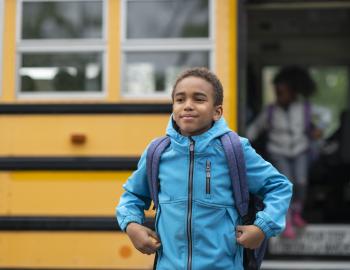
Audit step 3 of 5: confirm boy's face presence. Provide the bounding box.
[172,76,223,137]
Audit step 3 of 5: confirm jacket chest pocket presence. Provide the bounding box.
[199,158,233,204]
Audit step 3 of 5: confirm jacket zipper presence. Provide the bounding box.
[206,160,211,194]
[187,138,195,270]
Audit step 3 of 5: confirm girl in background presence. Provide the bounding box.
[247,66,322,238]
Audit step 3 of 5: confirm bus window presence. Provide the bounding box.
[17,0,106,98]
[123,51,209,98]
[121,0,213,99]
[20,53,103,93]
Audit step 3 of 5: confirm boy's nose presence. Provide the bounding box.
[184,100,194,110]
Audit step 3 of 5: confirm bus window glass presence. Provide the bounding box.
[122,0,213,99]
[18,0,106,98]
[262,66,349,137]
[0,0,3,97]
[20,52,102,93]
[21,1,103,39]
[126,0,209,39]
[123,51,209,97]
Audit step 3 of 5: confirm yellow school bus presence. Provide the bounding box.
[0,0,241,269]
[3,1,350,269]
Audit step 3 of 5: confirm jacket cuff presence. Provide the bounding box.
[254,217,274,239]
[119,216,143,232]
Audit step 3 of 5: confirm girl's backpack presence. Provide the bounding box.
[146,131,268,270]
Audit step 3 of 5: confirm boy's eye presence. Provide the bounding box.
[175,97,184,102]
[195,97,206,102]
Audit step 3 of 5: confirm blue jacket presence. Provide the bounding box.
[117,116,292,270]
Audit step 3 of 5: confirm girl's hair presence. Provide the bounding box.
[273,66,316,97]
[172,67,223,106]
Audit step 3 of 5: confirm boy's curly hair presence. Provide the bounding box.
[172,67,223,106]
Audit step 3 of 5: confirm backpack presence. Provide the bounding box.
[146,131,268,270]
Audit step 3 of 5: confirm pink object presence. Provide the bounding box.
[282,220,296,239]
[293,212,307,228]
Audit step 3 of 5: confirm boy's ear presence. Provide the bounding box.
[213,105,223,121]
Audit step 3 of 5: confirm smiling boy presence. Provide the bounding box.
[117,67,292,269]
[172,75,222,136]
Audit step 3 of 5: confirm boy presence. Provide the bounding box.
[117,67,292,269]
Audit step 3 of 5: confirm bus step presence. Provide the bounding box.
[262,260,350,270]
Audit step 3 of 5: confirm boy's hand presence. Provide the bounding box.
[236,225,265,249]
[126,222,161,255]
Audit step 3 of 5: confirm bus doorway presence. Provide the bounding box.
[245,0,350,266]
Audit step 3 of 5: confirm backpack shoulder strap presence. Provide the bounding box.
[146,136,171,209]
[220,131,249,218]
[304,100,312,133]
[267,104,275,128]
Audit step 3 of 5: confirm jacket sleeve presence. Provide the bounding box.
[246,108,268,142]
[241,138,293,238]
[116,147,152,231]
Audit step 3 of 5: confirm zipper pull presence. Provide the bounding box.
[189,138,195,152]
[206,160,211,194]
[206,160,211,178]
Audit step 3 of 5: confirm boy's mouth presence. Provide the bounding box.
[181,114,197,120]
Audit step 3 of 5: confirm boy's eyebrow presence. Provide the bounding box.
[174,91,185,96]
[193,92,208,98]
[174,91,208,97]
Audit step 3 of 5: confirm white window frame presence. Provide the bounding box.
[0,0,4,97]
[16,0,108,100]
[121,0,215,99]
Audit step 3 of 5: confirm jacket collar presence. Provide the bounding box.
[165,115,231,154]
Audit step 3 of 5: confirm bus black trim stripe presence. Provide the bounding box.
[0,157,139,170]
[0,103,172,114]
[0,216,155,231]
